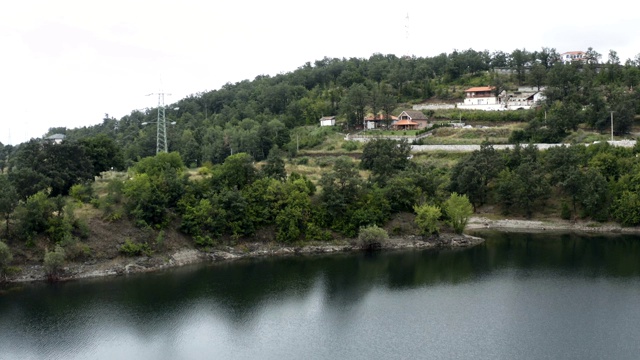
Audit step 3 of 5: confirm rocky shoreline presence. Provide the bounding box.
[4,233,484,284]
[467,216,640,234]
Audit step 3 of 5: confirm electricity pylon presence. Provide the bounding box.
[146,92,170,154]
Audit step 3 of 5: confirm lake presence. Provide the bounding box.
[2,231,640,359]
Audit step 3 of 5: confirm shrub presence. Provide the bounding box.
[0,241,13,279]
[194,235,216,247]
[414,204,442,235]
[119,238,152,257]
[44,245,66,280]
[69,183,95,203]
[305,223,332,241]
[444,193,473,234]
[357,225,389,248]
[560,202,572,220]
[341,141,359,151]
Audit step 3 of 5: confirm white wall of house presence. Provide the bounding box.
[320,119,335,126]
[463,96,500,106]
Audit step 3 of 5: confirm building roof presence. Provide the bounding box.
[320,116,335,121]
[46,134,66,140]
[364,114,398,121]
[465,86,494,93]
[560,51,585,56]
[394,119,418,126]
[399,110,428,120]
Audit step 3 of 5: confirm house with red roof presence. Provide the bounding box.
[393,110,429,130]
[457,86,506,111]
[364,113,398,129]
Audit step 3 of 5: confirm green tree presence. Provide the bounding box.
[612,190,640,226]
[261,146,286,181]
[360,138,411,184]
[0,176,18,235]
[44,244,66,281]
[0,241,12,280]
[219,153,257,190]
[341,83,369,129]
[357,224,389,247]
[79,134,125,175]
[444,193,473,234]
[414,204,441,235]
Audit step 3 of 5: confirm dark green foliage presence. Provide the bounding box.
[16,191,54,241]
[79,134,125,175]
[261,147,286,181]
[69,183,96,204]
[360,139,411,184]
[119,238,152,256]
[560,202,572,220]
[450,143,503,210]
[11,140,94,197]
[0,176,18,236]
[0,241,12,278]
[612,191,640,226]
[219,153,257,190]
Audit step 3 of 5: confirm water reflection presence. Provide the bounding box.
[2,231,640,359]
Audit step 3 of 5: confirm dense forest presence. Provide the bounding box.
[1,46,640,276]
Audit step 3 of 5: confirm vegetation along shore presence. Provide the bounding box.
[2,47,640,284]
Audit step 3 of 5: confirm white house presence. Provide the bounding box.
[457,86,545,111]
[457,86,506,111]
[319,116,336,127]
[560,51,586,64]
[45,133,66,144]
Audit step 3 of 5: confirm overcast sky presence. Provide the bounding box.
[1,0,639,145]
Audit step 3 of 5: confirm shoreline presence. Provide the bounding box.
[467,216,640,234]
[4,233,484,284]
[5,216,640,285]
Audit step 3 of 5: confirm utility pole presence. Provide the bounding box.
[610,111,614,142]
[147,92,170,154]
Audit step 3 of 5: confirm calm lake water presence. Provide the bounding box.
[2,231,640,360]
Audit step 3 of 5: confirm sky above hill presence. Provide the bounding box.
[1,0,639,145]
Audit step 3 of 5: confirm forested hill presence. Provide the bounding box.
[15,47,640,167]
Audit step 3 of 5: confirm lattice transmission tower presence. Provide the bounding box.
[146,91,171,154]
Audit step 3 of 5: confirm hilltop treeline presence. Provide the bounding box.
[0,47,630,169]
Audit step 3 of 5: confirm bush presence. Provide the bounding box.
[0,241,13,278]
[194,235,216,247]
[44,245,66,280]
[341,141,359,151]
[305,223,332,241]
[119,238,152,257]
[560,202,572,220]
[69,183,95,203]
[357,225,389,248]
[444,193,473,234]
[414,204,442,235]
[61,237,91,261]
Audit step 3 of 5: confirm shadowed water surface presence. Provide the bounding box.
[2,232,640,359]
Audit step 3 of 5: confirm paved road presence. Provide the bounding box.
[411,140,637,153]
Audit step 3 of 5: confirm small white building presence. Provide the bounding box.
[319,116,336,127]
[560,51,586,64]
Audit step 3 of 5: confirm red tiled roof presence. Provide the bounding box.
[394,119,418,126]
[465,86,494,92]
